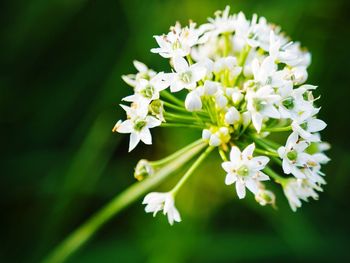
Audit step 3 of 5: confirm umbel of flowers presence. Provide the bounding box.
[114,6,329,225]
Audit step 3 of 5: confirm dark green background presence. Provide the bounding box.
[1,0,349,262]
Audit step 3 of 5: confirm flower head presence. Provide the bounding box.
[115,6,329,222]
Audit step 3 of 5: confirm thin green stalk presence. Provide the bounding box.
[261,137,282,149]
[164,112,206,122]
[250,135,277,152]
[42,141,206,263]
[163,101,188,113]
[171,146,214,194]
[150,139,203,167]
[263,166,286,184]
[161,90,184,106]
[263,126,292,132]
[232,45,251,86]
[163,101,209,120]
[271,156,283,166]
[219,148,228,161]
[254,147,279,157]
[160,123,204,130]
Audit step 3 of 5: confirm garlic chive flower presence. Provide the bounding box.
[222,143,270,199]
[114,6,330,224]
[143,192,181,225]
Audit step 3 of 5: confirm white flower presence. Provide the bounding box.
[246,85,280,132]
[278,82,315,120]
[221,143,270,199]
[252,56,286,88]
[277,132,313,178]
[199,6,236,42]
[283,178,319,212]
[165,57,206,92]
[142,192,181,225]
[292,116,327,142]
[290,66,308,85]
[116,105,161,151]
[122,60,156,87]
[231,12,252,51]
[246,16,271,50]
[123,73,169,105]
[151,22,200,58]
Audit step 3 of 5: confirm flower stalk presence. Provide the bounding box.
[42,141,206,263]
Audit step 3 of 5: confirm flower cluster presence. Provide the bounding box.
[114,6,329,225]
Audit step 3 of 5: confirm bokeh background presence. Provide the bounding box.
[1,0,350,262]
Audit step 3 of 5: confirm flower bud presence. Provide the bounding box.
[134,159,154,181]
[225,106,240,125]
[242,111,251,128]
[185,91,202,111]
[202,129,211,141]
[209,134,221,146]
[149,99,164,121]
[255,189,276,207]
[291,66,308,85]
[215,93,228,109]
[231,88,244,104]
[203,80,218,95]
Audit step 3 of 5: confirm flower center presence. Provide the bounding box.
[282,96,294,109]
[140,85,155,99]
[180,71,192,83]
[149,100,162,115]
[287,150,298,161]
[253,98,266,111]
[300,122,308,130]
[133,119,147,131]
[237,165,249,177]
[172,39,182,50]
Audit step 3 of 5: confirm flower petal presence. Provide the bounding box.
[173,56,189,72]
[129,133,140,152]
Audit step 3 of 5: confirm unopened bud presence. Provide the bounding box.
[134,159,154,181]
[255,189,276,207]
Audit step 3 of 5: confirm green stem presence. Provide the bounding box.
[232,45,251,86]
[254,147,279,157]
[164,112,206,122]
[160,123,204,130]
[42,141,206,263]
[150,139,204,167]
[261,137,282,150]
[161,90,184,106]
[171,146,214,195]
[163,101,188,113]
[263,126,292,132]
[223,33,231,57]
[219,148,228,161]
[263,166,286,184]
[250,135,277,151]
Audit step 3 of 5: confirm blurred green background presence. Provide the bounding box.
[1,0,350,262]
